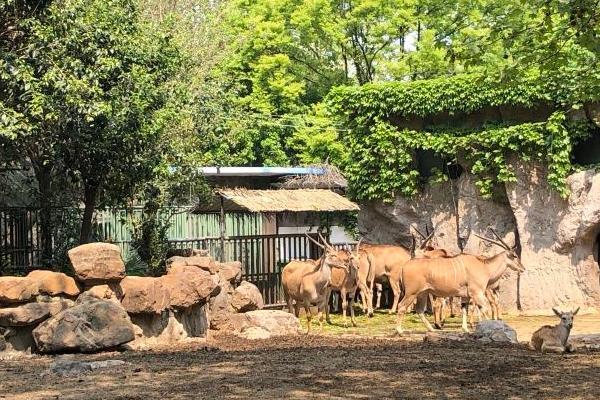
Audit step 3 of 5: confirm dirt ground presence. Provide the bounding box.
[1,314,600,400]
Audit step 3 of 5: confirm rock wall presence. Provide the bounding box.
[359,164,600,314]
[0,243,289,354]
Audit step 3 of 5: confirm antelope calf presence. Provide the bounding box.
[529,308,580,354]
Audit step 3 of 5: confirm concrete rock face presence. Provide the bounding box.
[32,297,135,353]
[27,270,80,297]
[505,160,600,312]
[119,276,169,314]
[472,320,518,344]
[230,281,264,312]
[68,243,126,283]
[359,164,600,313]
[0,277,38,304]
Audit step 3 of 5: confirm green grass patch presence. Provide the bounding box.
[298,308,467,336]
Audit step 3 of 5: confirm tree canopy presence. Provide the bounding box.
[1,0,599,258]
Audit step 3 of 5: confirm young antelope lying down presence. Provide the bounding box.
[529,307,579,354]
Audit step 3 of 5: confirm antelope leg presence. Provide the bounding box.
[395,294,417,334]
[325,288,332,324]
[415,293,435,332]
[304,303,312,335]
[349,290,357,327]
[541,343,565,354]
[375,283,383,310]
[461,300,469,332]
[389,279,401,314]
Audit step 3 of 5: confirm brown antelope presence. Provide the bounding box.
[529,307,580,353]
[359,242,412,317]
[395,228,525,334]
[282,234,349,334]
[326,239,364,328]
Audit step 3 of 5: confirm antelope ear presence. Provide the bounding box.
[552,308,561,317]
[573,307,580,316]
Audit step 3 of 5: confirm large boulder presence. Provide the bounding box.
[166,256,218,274]
[217,261,242,284]
[166,248,209,258]
[471,320,518,344]
[208,279,234,330]
[82,284,121,303]
[127,304,209,350]
[0,300,72,326]
[68,243,126,284]
[119,276,169,314]
[0,277,38,304]
[27,270,80,297]
[32,297,135,353]
[230,281,264,312]
[160,270,219,309]
[223,310,301,339]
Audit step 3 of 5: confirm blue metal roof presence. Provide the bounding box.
[199,167,325,177]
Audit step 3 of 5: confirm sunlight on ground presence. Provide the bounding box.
[298,308,466,336]
[298,308,600,339]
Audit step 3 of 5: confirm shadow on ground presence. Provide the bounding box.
[1,335,599,399]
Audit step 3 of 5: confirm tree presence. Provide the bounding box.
[1,0,182,245]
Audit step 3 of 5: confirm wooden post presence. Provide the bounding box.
[219,195,225,262]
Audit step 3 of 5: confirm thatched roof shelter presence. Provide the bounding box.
[193,188,359,213]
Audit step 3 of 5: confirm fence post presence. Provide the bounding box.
[219,195,225,262]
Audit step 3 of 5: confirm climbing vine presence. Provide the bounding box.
[344,112,592,202]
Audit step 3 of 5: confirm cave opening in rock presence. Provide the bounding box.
[572,126,600,166]
[415,150,464,181]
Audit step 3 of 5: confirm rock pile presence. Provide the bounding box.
[0,243,295,354]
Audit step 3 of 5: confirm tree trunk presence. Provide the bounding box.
[79,184,98,244]
[32,163,54,267]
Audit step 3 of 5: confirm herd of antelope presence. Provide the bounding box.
[282,227,582,353]
[282,227,525,335]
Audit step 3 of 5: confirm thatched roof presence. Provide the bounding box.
[193,188,360,213]
[277,165,348,189]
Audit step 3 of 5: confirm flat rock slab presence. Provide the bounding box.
[68,243,126,283]
[27,270,80,297]
[45,359,127,376]
[226,310,301,339]
[0,302,71,326]
[33,298,135,353]
[0,277,38,304]
[472,320,518,344]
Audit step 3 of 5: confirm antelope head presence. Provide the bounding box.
[346,238,363,276]
[552,307,580,330]
[305,233,348,271]
[474,228,525,273]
